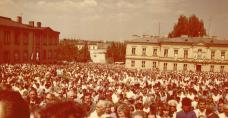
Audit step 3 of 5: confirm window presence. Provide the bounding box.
[174,49,178,57]
[23,50,28,61]
[221,51,225,60]
[198,49,202,59]
[3,51,10,62]
[164,49,168,57]
[48,50,52,59]
[211,50,215,59]
[142,48,146,56]
[184,50,188,59]
[23,32,29,45]
[54,36,58,45]
[173,63,177,71]
[53,50,58,59]
[210,65,214,72]
[131,60,135,67]
[153,49,157,56]
[142,61,145,68]
[49,35,53,45]
[153,62,156,68]
[220,66,224,72]
[35,33,40,45]
[14,31,20,45]
[163,63,167,71]
[43,34,47,45]
[43,50,46,60]
[132,47,136,55]
[14,51,20,62]
[183,64,188,71]
[51,36,55,46]
[4,31,10,45]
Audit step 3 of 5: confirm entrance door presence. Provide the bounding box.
[196,65,201,72]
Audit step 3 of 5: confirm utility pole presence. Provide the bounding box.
[158,22,161,36]
[208,17,212,36]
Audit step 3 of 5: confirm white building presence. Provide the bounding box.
[89,42,107,63]
[125,37,228,72]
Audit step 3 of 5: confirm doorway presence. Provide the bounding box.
[196,65,201,72]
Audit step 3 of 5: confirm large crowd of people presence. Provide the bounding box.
[0,63,228,118]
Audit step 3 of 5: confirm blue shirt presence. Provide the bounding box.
[176,110,197,118]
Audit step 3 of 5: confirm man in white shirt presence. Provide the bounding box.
[212,90,221,103]
[194,98,206,118]
[216,101,224,115]
[88,100,107,118]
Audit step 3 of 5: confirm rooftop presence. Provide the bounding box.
[0,16,59,33]
[126,37,228,46]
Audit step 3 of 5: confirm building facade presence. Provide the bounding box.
[125,37,228,72]
[89,42,108,63]
[61,39,109,63]
[0,16,60,64]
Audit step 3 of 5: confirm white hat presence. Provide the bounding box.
[168,99,178,107]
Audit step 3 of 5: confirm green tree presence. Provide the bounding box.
[169,15,206,37]
[188,15,206,37]
[57,41,78,61]
[77,42,91,62]
[106,42,126,63]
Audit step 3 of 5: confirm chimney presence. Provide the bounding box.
[17,16,22,24]
[29,21,34,27]
[37,22,41,28]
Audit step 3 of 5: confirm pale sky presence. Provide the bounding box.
[0,0,228,41]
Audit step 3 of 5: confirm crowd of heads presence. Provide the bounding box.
[0,63,228,118]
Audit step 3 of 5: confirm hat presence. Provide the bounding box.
[168,99,178,107]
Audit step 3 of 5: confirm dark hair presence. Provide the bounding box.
[182,97,192,106]
[0,90,30,118]
[198,98,206,104]
[135,102,143,110]
[82,92,92,100]
[39,101,86,118]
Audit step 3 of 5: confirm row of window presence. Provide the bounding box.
[131,47,226,59]
[3,50,29,62]
[210,65,225,72]
[2,50,57,62]
[2,31,58,46]
[131,60,155,68]
[130,60,225,72]
[163,63,188,71]
[35,33,58,46]
[132,48,157,56]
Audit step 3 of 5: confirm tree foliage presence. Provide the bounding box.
[76,42,91,62]
[57,41,78,61]
[57,40,90,62]
[169,15,206,37]
[106,42,126,63]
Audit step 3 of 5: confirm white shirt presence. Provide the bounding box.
[218,113,227,118]
[212,94,221,102]
[194,109,206,118]
[88,111,99,118]
[192,101,198,109]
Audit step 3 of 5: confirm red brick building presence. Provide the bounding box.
[0,16,60,64]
